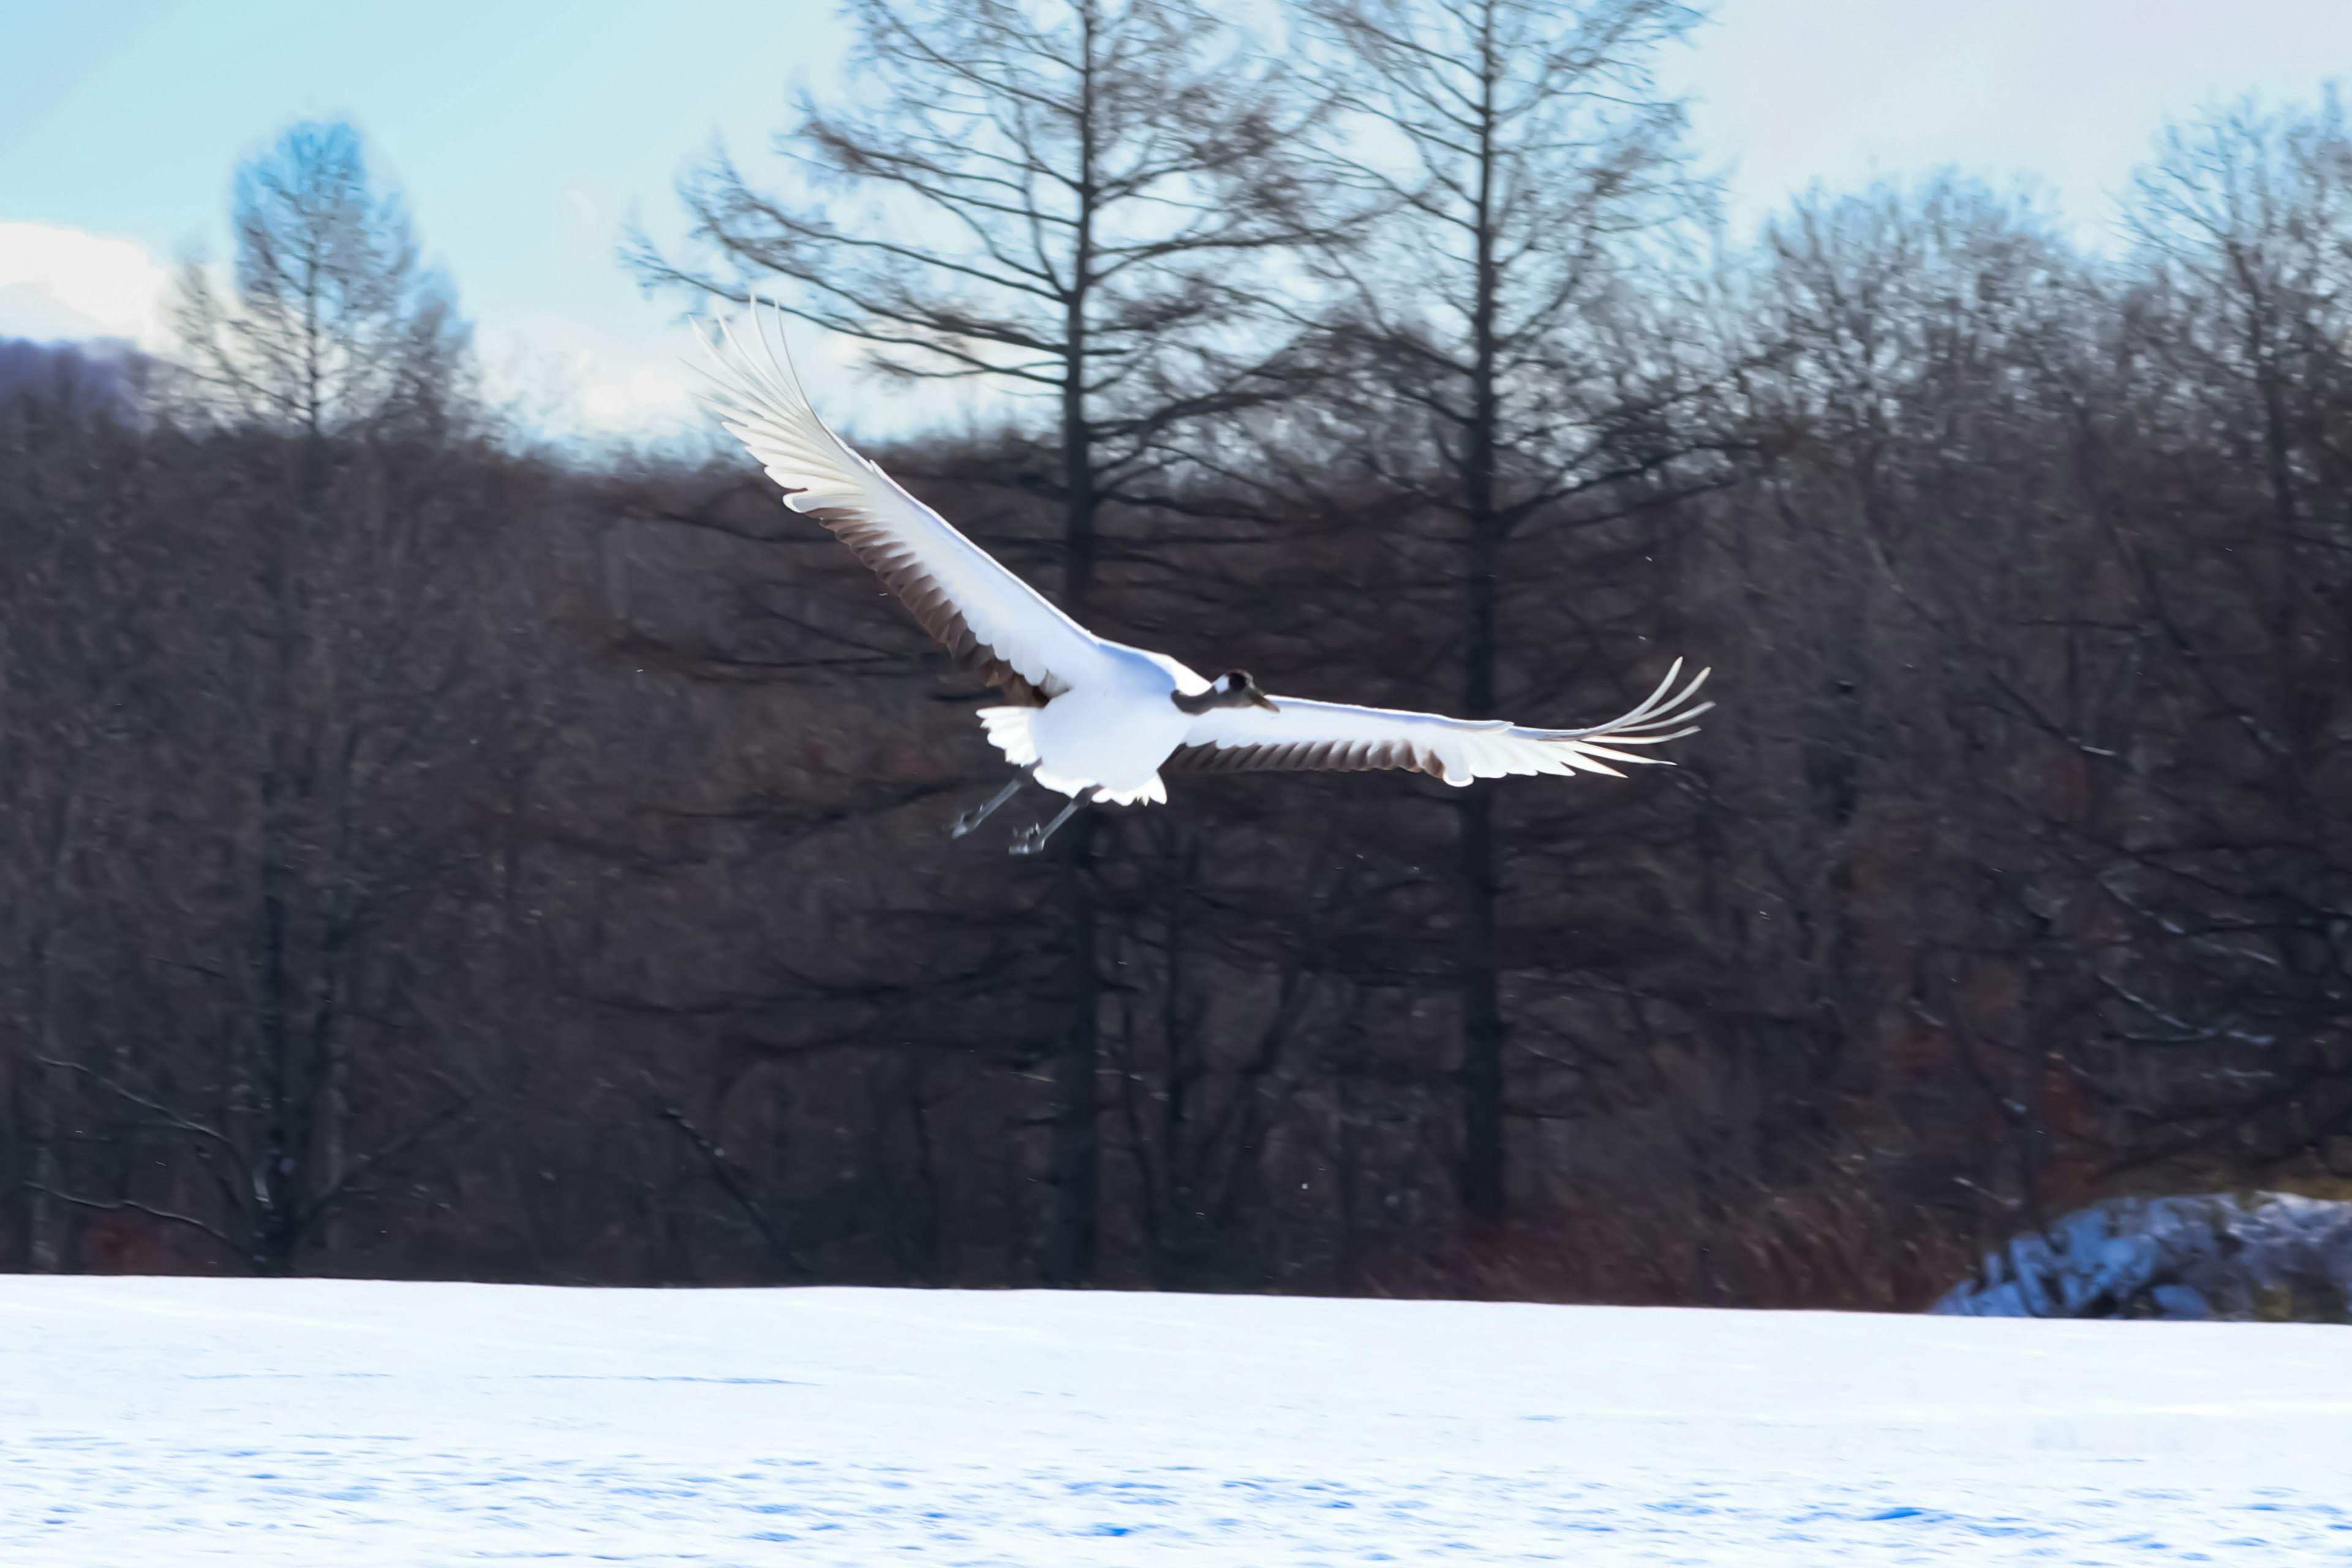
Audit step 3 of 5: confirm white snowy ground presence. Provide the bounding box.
[2,1279,2349,1566]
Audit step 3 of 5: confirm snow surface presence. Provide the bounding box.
[1936,1192,2352,1322]
[4,1277,2351,1565]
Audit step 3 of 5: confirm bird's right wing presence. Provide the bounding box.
[699,307,1102,704]
[1174,661,1711,786]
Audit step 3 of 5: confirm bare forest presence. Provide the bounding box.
[4,0,2350,1309]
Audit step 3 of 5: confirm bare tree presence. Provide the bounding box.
[0,390,167,1268]
[1305,0,1717,1218]
[635,0,1327,1283]
[6,123,524,1275]
[2071,97,2352,1174]
[1706,176,2113,1259]
[172,122,470,439]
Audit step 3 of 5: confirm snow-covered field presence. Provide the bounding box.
[3,1277,2349,1565]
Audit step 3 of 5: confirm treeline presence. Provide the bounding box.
[1,2,2347,1308]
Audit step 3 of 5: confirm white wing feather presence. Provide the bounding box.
[1179,661,1713,786]
[698,308,1103,699]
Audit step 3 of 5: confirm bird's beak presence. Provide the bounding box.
[1251,692,1278,710]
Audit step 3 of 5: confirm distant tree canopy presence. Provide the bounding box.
[2,21,2350,1314]
[0,340,147,418]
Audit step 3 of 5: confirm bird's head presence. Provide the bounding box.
[1171,669,1278,715]
[1216,670,1278,711]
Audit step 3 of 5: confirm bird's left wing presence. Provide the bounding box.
[699,307,1102,704]
[1174,661,1711,786]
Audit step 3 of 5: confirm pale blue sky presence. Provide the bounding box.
[6,1,2352,435]
[1,0,848,434]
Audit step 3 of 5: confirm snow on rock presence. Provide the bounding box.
[4,1276,2352,1565]
[1934,1191,2352,1322]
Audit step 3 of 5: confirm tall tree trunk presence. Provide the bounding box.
[1457,780,1504,1218]
[250,450,314,1279]
[1044,53,1103,1283]
[1456,26,1507,1221]
[1045,816,1101,1283]
[254,838,297,1275]
[21,785,88,1270]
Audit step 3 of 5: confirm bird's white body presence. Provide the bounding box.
[981,644,1206,804]
[698,309,1713,844]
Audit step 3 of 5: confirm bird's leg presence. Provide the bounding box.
[1009,786,1099,856]
[952,766,1034,839]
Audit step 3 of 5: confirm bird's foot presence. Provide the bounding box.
[1007,788,1091,855]
[950,772,1031,841]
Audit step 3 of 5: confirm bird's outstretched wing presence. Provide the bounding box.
[1173,661,1712,786]
[699,307,1101,704]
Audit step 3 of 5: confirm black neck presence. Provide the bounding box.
[1171,688,1222,715]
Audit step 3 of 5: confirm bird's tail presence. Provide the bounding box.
[977,706,1040,768]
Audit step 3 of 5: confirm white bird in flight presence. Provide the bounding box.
[701,309,1713,855]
